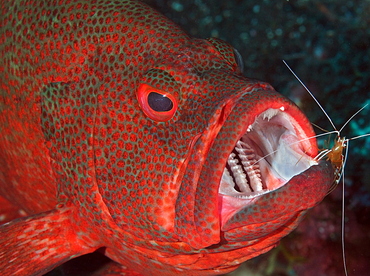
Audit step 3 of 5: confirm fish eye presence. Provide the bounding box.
[148,92,174,112]
[137,83,177,122]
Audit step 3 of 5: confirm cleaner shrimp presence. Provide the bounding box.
[283,60,370,276]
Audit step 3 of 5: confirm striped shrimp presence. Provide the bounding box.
[284,60,370,276]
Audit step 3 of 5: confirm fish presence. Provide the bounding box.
[0,0,334,275]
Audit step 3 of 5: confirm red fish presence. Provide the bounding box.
[0,0,334,275]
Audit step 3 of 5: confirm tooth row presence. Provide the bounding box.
[235,141,263,192]
[227,153,252,192]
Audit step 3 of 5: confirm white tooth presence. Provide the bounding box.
[262,108,279,121]
[236,141,264,192]
[223,168,233,184]
[242,159,263,192]
[236,140,248,149]
[227,153,251,193]
[220,168,237,194]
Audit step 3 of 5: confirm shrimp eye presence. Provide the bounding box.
[137,83,177,122]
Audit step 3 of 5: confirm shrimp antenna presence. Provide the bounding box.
[282,60,337,132]
[311,122,330,133]
[341,142,350,276]
[251,130,339,166]
[339,103,369,133]
[348,133,370,141]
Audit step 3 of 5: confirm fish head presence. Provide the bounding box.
[87,31,334,253]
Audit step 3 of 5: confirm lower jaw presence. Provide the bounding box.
[218,160,334,231]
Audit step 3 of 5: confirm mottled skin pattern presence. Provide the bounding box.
[0,0,334,275]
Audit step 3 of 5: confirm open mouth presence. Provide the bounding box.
[219,108,318,199]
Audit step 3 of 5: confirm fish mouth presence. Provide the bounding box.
[218,108,317,201]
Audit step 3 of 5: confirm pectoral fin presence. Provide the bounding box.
[0,206,95,276]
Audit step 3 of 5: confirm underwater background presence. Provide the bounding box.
[45,0,370,275]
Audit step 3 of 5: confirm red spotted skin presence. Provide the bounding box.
[0,1,334,275]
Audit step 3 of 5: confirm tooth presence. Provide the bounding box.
[235,141,264,192]
[227,153,252,193]
[242,160,263,191]
[220,168,236,194]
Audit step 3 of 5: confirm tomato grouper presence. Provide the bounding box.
[0,0,334,275]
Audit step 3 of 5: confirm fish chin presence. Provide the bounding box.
[218,108,318,222]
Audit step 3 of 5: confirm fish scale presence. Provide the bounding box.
[0,0,334,275]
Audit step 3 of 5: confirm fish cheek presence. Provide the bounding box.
[41,81,104,222]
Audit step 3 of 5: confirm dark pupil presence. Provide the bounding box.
[148,92,173,112]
